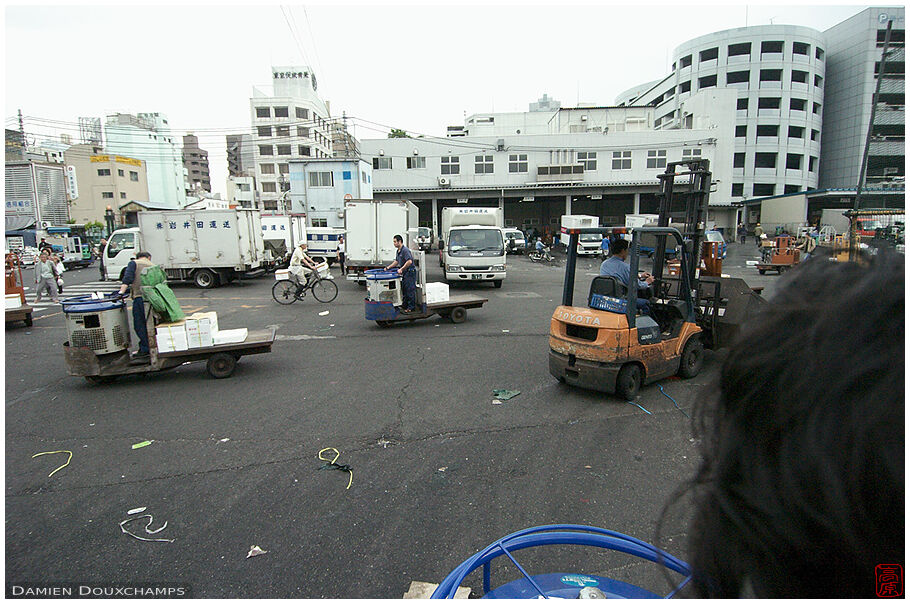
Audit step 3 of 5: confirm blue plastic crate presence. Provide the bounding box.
[589,293,627,314]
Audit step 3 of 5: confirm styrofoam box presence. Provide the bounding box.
[275,269,290,281]
[213,328,248,345]
[315,262,330,278]
[425,282,449,304]
[185,317,215,349]
[561,215,599,230]
[5,294,22,309]
[156,321,189,353]
[190,311,219,334]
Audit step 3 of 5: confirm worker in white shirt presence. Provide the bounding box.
[290,242,318,284]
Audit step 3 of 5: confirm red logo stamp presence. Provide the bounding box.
[876,564,903,597]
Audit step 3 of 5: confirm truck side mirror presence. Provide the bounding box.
[438,240,445,251]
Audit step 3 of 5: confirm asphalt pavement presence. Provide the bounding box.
[6,242,780,597]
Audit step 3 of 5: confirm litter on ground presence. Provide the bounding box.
[119,514,174,543]
[318,310,330,316]
[32,450,73,478]
[492,389,520,400]
[246,545,268,559]
[127,507,147,515]
[317,447,353,490]
[131,440,153,449]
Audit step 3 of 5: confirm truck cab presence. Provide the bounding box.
[577,233,603,256]
[104,228,141,280]
[440,207,506,288]
[416,227,434,251]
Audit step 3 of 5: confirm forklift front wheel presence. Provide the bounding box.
[450,307,467,324]
[678,337,705,379]
[207,353,237,379]
[616,364,642,400]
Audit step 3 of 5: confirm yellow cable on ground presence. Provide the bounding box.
[32,450,73,477]
[318,447,353,490]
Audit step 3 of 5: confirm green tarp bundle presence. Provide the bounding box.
[140,265,184,322]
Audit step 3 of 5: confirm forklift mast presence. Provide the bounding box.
[653,159,712,289]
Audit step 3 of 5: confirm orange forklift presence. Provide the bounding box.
[549,159,766,399]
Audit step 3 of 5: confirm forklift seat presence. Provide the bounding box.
[589,276,627,301]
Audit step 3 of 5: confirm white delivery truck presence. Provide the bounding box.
[104,208,266,288]
[624,214,659,229]
[306,227,345,265]
[344,199,418,283]
[439,207,506,288]
[416,226,434,251]
[261,214,307,268]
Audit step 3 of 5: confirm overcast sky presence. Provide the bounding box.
[4,2,885,196]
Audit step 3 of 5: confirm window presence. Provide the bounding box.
[577,151,596,170]
[508,153,528,173]
[758,97,781,109]
[679,54,692,68]
[297,126,310,137]
[753,183,775,196]
[791,98,807,111]
[372,157,392,170]
[788,126,805,139]
[735,125,747,137]
[816,47,825,60]
[646,149,667,169]
[407,156,426,169]
[308,171,333,187]
[278,163,289,175]
[262,182,277,193]
[699,47,718,62]
[120,192,127,199]
[296,107,308,119]
[299,146,311,156]
[727,70,750,84]
[808,156,817,172]
[760,69,782,82]
[793,41,809,55]
[277,145,291,155]
[814,75,823,87]
[237,183,250,192]
[276,125,290,137]
[737,97,749,111]
[117,169,124,177]
[261,164,275,174]
[678,80,691,93]
[441,156,460,175]
[733,153,745,168]
[810,129,819,141]
[784,185,801,194]
[102,191,114,198]
[362,171,368,184]
[728,42,751,57]
[698,74,717,89]
[612,151,632,170]
[474,155,494,174]
[255,107,270,118]
[792,70,809,83]
[257,126,271,137]
[761,40,783,54]
[732,182,744,196]
[786,153,803,170]
[812,102,821,115]
[259,145,273,156]
[755,152,777,168]
[682,148,702,159]
[274,106,289,118]
[756,124,779,137]
[311,218,328,228]
[97,168,111,176]
[130,171,138,182]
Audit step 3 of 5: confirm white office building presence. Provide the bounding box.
[249,66,334,211]
[104,112,187,209]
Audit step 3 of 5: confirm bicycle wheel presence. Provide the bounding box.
[311,278,338,303]
[272,279,299,305]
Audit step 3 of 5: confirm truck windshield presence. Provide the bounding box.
[448,229,504,255]
[418,227,431,237]
[580,234,602,242]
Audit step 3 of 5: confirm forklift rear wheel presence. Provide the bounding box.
[678,337,705,379]
[194,269,217,289]
[450,307,467,323]
[616,364,641,400]
[85,375,117,385]
[207,353,237,379]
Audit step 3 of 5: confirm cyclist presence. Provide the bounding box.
[289,242,318,285]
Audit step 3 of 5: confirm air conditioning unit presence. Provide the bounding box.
[39,221,52,229]
[438,177,451,187]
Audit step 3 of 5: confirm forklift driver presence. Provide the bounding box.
[386,234,417,313]
[599,238,655,315]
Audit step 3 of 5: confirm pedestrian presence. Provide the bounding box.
[737,223,747,244]
[51,253,65,294]
[38,238,53,253]
[98,238,108,281]
[600,234,610,258]
[117,251,155,364]
[33,250,60,303]
[337,235,346,276]
[385,234,416,313]
[753,222,764,246]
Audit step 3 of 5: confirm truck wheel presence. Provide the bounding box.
[493,280,503,288]
[24,314,32,327]
[450,306,466,323]
[194,269,217,289]
[616,364,642,400]
[678,337,704,379]
[207,353,236,379]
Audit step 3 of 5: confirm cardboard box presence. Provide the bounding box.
[156,320,188,353]
[424,282,449,304]
[189,311,219,334]
[213,328,248,345]
[185,317,215,349]
[5,294,22,309]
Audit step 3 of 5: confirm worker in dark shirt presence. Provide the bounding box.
[118,251,154,363]
[385,234,417,313]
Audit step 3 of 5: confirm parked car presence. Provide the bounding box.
[704,230,727,259]
[501,228,527,254]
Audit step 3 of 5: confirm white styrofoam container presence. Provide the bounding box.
[5,294,22,309]
[315,262,330,278]
[156,321,188,353]
[275,269,290,281]
[561,215,599,230]
[190,311,219,334]
[185,318,215,349]
[213,328,248,345]
[425,282,449,304]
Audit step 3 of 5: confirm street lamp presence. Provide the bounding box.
[104,206,115,237]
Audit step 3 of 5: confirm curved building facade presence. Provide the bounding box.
[625,25,826,200]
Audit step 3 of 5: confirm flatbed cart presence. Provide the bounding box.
[62,294,276,383]
[5,253,33,327]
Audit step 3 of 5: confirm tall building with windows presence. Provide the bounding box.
[226,133,255,177]
[182,134,211,194]
[820,7,905,196]
[620,25,827,202]
[249,66,334,210]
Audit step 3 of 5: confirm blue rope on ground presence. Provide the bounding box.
[658,384,689,418]
[625,400,652,415]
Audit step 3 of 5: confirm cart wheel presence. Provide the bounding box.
[758,269,766,275]
[85,375,117,385]
[24,314,32,327]
[207,353,237,379]
[272,279,299,305]
[616,363,642,400]
[194,268,217,289]
[450,306,467,323]
[678,336,704,379]
[311,278,338,302]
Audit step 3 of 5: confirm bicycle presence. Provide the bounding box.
[272,274,338,304]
